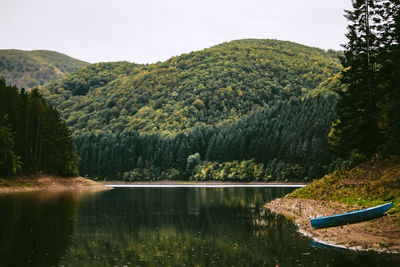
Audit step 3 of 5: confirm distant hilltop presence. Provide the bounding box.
[0,49,88,89]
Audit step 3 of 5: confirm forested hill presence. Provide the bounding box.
[0,49,88,89]
[41,39,342,136]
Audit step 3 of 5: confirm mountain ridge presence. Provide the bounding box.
[40,39,342,136]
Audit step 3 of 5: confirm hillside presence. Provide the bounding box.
[0,49,88,89]
[74,93,339,180]
[41,39,342,136]
[34,39,344,180]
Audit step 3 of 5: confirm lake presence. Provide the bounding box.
[0,187,399,266]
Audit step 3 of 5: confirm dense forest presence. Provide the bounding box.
[41,39,342,135]
[36,39,344,181]
[74,93,339,181]
[0,49,88,89]
[4,0,398,182]
[0,78,79,177]
[34,39,345,181]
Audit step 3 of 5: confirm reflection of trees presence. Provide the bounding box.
[0,188,396,266]
[53,187,396,266]
[0,192,78,267]
[58,187,319,266]
[252,208,282,236]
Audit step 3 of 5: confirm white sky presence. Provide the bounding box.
[0,0,352,64]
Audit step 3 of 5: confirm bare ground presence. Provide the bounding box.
[0,175,110,193]
[266,197,400,254]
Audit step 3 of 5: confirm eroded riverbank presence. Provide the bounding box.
[0,175,110,193]
[266,197,400,254]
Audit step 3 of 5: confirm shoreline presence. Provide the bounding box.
[0,177,307,192]
[99,179,307,186]
[266,197,400,254]
[0,175,110,193]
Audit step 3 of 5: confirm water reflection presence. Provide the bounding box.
[1,188,399,266]
[63,188,400,266]
[0,192,77,267]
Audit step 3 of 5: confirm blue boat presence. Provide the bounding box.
[310,202,393,228]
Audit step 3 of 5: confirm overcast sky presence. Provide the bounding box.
[1,0,352,64]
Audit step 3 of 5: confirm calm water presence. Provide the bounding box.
[0,187,399,267]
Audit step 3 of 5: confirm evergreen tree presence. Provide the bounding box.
[329,0,383,158]
[379,0,400,154]
[0,123,20,176]
[0,78,79,177]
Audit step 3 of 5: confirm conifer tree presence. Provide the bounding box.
[0,78,79,177]
[379,0,400,154]
[329,0,383,158]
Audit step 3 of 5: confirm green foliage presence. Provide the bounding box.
[330,0,400,159]
[41,39,341,136]
[289,156,400,215]
[304,72,345,98]
[0,49,88,89]
[0,123,21,176]
[186,153,201,172]
[0,78,79,177]
[330,0,382,158]
[191,159,306,182]
[5,39,341,181]
[74,93,339,181]
[43,61,138,96]
[121,168,185,181]
[379,1,400,154]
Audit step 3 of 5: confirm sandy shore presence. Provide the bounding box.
[266,197,400,254]
[0,175,110,193]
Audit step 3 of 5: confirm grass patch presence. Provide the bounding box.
[289,156,400,215]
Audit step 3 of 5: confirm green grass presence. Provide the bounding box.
[289,156,400,215]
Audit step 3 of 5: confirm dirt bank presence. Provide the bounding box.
[0,175,110,193]
[266,197,400,254]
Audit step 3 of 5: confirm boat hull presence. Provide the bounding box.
[310,202,393,228]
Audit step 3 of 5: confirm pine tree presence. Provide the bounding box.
[0,78,79,177]
[379,0,400,154]
[176,139,190,170]
[329,0,383,158]
[0,123,20,176]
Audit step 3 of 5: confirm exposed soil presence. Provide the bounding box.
[266,197,400,254]
[0,175,110,193]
